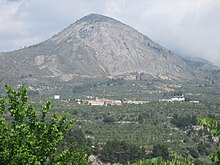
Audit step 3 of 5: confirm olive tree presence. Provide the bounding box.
[0,84,90,164]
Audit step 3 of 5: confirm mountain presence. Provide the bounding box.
[181,56,219,71]
[0,14,217,84]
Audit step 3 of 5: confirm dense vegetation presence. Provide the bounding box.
[51,98,219,164]
[199,118,220,164]
[98,140,145,164]
[0,85,90,164]
[1,80,220,164]
[171,113,197,129]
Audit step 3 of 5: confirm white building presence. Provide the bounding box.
[54,95,60,100]
[171,96,185,102]
[159,96,185,102]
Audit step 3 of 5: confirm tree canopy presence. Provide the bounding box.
[99,140,145,164]
[0,84,90,164]
[199,118,220,164]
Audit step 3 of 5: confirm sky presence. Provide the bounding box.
[0,0,220,66]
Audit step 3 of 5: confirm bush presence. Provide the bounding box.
[152,144,170,160]
[197,143,209,156]
[171,113,197,129]
[98,140,145,164]
[102,115,115,124]
[187,147,199,158]
[132,154,192,165]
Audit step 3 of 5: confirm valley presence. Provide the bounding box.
[1,13,220,164]
[24,77,220,164]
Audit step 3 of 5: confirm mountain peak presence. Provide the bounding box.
[1,13,206,83]
[78,13,117,23]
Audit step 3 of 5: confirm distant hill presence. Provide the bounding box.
[0,14,218,85]
[180,56,219,71]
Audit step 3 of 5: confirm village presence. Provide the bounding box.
[69,95,199,106]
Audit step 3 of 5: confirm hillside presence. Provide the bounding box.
[0,13,210,84]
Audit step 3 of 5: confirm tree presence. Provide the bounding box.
[58,128,91,152]
[187,147,199,159]
[199,118,220,164]
[102,115,115,124]
[99,140,145,164]
[0,84,90,164]
[197,142,209,156]
[152,144,170,160]
[171,113,197,129]
[131,155,192,165]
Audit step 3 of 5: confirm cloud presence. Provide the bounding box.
[0,0,106,50]
[0,0,220,66]
[103,0,220,66]
[0,0,27,49]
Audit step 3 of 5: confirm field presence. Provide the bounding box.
[2,77,220,164]
[51,92,220,164]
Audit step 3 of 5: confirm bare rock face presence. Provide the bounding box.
[49,14,194,79]
[0,14,207,82]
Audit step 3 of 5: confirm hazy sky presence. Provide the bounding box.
[1,0,220,66]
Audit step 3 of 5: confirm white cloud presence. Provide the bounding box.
[0,1,23,35]
[0,0,32,50]
[102,0,220,65]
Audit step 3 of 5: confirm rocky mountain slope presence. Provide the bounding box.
[0,14,216,83]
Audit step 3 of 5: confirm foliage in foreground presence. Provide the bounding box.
[199,118,220,165]
[0,84,90,164]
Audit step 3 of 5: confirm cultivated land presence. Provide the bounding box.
[1,14,220,164]
[29,77,219,164]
